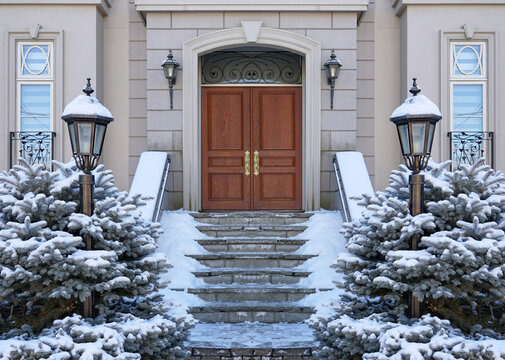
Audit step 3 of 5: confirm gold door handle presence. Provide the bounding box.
[244,151,250,176]
[253,151,259,176]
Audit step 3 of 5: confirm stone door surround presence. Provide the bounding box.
[183,21,322,211]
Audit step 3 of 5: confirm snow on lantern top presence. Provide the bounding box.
[62,79,113,121]
[390,79,441,120]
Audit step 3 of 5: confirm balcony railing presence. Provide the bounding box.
[10,131,56,170]
[448,131,494,169]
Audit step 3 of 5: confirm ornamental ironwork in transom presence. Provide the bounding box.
[201,51,302,85]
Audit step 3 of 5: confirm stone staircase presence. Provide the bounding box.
[184,212,320,360]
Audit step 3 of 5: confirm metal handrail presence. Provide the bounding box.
[152,155,171,222]
[333,155,351,223]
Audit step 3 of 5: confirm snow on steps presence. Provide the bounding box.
[186,323,318,359]
[186,212,317,324]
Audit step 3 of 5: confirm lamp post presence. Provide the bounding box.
[62,78,114,318]
[390,78,442,318]
[161,50,179,110]
[324,50,342,110]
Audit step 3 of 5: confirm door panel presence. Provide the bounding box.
[201,86,302,210]
[252,87,302,209]
[201,87,251,210]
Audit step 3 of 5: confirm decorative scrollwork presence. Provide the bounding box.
[10,131,55,169]
[202,51,302,84]
[448,131,494,168]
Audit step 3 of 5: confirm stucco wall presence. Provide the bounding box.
[138,10,361,210]
[396,4,505,175]
[102,0,129,191]
[128,0,148,190]
[0,4,106,173]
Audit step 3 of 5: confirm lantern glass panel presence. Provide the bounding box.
[426,122,436,154]
[398,124,411,156]
[77,122,92,154]
[164,64,174,79]
[93,124,106,156]
[412,122,427,154]
[68,122,77,154]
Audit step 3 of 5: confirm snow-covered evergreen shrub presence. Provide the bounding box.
[311,159,505,359]
[0,159,193,359]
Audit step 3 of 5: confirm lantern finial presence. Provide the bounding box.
[83,78,94,96]
[410,78,421,96]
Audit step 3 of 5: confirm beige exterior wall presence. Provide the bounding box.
[0,3,109,174]
[128,0,148,189]
[373,0,401,191]
[395,3,505,176]
[357,0,376,188]
[140,10,361,210]
[102,0,129,191]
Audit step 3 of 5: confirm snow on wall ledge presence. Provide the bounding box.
[129,152,169,221]
[336,151,374,221]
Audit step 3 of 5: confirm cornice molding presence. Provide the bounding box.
[0,0,112,16]
[135,0,369,12]
[392,0,505,16]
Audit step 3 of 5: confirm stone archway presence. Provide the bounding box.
[182,22,321,211]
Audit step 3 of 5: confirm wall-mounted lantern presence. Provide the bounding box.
[324,50,342,110]
[161,50,179,110]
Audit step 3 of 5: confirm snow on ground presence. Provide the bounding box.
[157,211,208,312]
[294,211,347,316]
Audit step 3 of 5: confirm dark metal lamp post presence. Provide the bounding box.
[389,78,442,318]
[161,50,179,110]
[324,50,342,109]
[62,78,114,318]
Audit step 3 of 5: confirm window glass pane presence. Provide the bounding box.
[454,45,481,76]
[22,45,50,75]
[20,84,50,132]
[453,84,483,131]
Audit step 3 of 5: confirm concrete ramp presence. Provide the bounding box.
[129,151,170,222]
[334,151,374,222]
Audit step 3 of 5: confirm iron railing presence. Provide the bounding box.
[10,131,56,170]
[448,131,494,169]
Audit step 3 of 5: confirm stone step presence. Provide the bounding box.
[188,286,315,302]
[185,323,318,359]
[196,238,307,252]
[193,268,310,284]
[197,225,307,238]
[189,301,314,323]
[188,252,315,268]
[191,212,312,225]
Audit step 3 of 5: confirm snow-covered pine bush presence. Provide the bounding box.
[310,159,505,359]
[0,159,193,359]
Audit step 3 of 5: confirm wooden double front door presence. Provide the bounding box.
[201,86,302,210]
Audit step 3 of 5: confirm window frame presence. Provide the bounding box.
[16,81,54,132]
[449,79,487,133]
[17,41,54,80]
[439,30,496,164]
